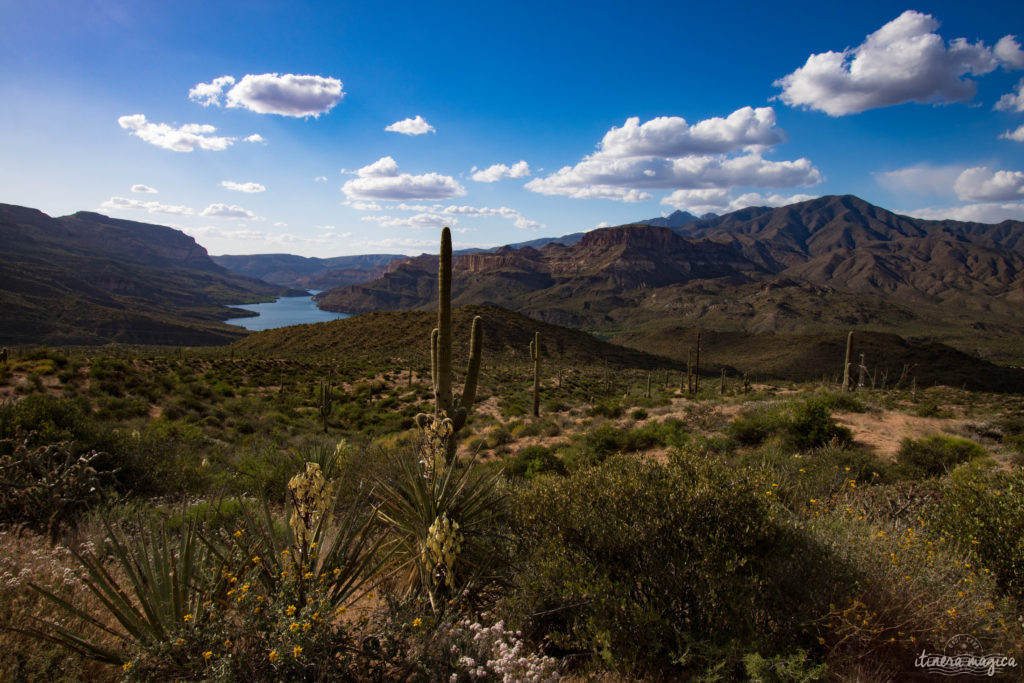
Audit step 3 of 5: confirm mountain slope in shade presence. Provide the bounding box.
[610,325,1024,393]
[637,209,701,228]
[232,304,681,371]
[316,224,762,326]
[212,253,403,290]
[0,204,290,345]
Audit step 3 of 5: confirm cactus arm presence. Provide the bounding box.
[842,331,853,392]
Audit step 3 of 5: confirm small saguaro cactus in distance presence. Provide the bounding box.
[842,331,854,392]
[694,331,702,394]
[415,227,483,464]
[645,371,652,399]
[720,368,726,395]
[0,348,7,364]
[317,378,333,433]
[530,331,541,417]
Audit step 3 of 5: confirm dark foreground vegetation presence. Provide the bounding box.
[2,336,1023,681]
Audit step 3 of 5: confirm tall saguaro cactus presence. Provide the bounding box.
[418,227,483,463]
[530,331,541,417]
[842,331,854,392]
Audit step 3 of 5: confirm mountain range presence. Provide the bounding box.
[316,195,1024,365]
[0,204,294,345]
[210,253,402,290]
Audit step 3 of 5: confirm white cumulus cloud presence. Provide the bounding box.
[525,106,818,203]
[244,133,265,143]
[526,153,819,195]
[188,76,236,106]
[471,161,531,182]
[220,180,266,193]
[954,167,1024,201]
[995,35,1024,69]
[385,115,435,135]
[131,184,158,194]
[995,78,1024,112]
[596,107,784,157]
[660,190,817,215]
[224,73,344,117]
[906,202,1024,222]
[314,176,328,183]
[874,164,967,195]
[774,10,1000,116]
[342,157,465,201]
[101,196,194,216]
[200,203,260,220]
[118,114,234,152]
[1002,125,1024,142]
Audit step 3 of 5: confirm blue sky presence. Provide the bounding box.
[2,0,1023,256]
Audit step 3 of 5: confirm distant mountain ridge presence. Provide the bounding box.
[315,195,1024,364]
[212,253,402,290]
[0,204,292,345]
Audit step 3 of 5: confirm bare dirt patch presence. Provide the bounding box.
[834,410,962,460]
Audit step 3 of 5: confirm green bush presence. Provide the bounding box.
[729,398,851,452]
[927,465,1024,598]
[504,452,824,676]
[894,435,987,479]
[504,445,565,479]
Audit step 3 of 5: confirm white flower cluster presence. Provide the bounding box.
[447,618,560,682]
[419,415,454,479]
[423,512,462,589]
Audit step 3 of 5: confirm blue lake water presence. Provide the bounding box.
[226,292,350,331]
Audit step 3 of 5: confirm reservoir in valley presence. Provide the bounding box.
[226,292,350,331]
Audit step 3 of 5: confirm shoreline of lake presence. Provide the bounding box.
[225,292,351,331]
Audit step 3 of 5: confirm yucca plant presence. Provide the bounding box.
[375,450,506,614]
[25,511,234,665]
[227,461,393,610]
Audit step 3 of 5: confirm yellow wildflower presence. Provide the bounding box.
[203,651,213,661]
[286,605,297,616]
[123,662,132,672]
[413,617,422,627]
[183,613,193,622]
[269,649,279,663]
[293,645,303,658]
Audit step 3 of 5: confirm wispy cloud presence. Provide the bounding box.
[200,203,261,220]
[101,196,193,215]
[471,161,531,182]
[220,180,266,193]
[118,114,233,152]
[130,184,158,194]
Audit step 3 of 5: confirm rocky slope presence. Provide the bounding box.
[0,204,289,345]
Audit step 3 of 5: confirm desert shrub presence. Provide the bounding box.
[809,509,1021,678]
[729,398,851,452]
[787,398,853,451]
[0,439,106,539]
[504,445,565,479]
[740,442,889,513]
[629,408,648,420]
[504,452,826,676]
[894,435,987,479]
[586,400,622,419]
[729,403,788,446]
[926,464,1024,598]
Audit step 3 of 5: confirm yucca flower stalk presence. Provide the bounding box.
[375,450,506,614]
